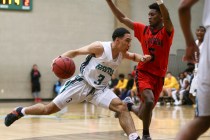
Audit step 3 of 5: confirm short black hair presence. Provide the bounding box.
[119,73,125,79]
[112,27,130,41]
[149,3,161,14]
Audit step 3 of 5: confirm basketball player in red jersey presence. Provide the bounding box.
[106,0,174,139]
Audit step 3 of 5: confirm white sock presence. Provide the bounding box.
[128,132,139,140]
[21,108,26,115]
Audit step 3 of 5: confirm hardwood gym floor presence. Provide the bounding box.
[0,102,209,140]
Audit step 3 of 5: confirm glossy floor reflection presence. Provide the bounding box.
[0,102,209,140]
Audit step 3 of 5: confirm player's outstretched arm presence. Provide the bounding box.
[61,42,104,58]
[124,52,152,63]
[178,0,199,63]
[178,0,198,46]
[156,0,174,33]
[106,0,134,30]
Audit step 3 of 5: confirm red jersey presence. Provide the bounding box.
[134,22,174,77]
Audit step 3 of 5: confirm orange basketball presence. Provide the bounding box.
[52,56,75,79]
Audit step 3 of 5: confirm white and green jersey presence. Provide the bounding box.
[80,41,123,89]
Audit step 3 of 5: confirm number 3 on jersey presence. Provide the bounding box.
[94,74,105,85]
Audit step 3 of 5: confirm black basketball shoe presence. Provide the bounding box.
[4,107,24,127]
[142,135,152,140]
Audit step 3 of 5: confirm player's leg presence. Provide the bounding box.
[128,90,154,120]
[4,75,88,127]
[90,88,140,140]
[140,74,163,140]
[113,88,154,140]
[110,98,139,135]
[110,98,141,140]
[23,102,60,115]
[122,89,153,140]
[4,101,60,127]
[131,104,141,119]
[23,76,84,116]
[175,116,210,140]
[176,28,210,140]
[139,89,154,139]
[133,71,156,139]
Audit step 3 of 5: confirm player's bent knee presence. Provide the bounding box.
[109,98,128,113]
[116,103,128,114]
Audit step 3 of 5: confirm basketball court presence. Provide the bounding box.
[0,102,210,140]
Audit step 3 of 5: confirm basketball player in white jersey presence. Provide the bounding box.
[176,0,210,140]
[190,26,206,96]
[4,27,151,140]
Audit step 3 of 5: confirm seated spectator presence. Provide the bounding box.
[159,72,179,104]
[108,74,119,90]
[130,81,139,104]
[184,63,195,74]
[182,71,194,105]
[183,71,192,84]
[172,72,189,105]
[113,74,128,97]
[119,73,134,100]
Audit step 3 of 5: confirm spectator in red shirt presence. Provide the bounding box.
[106,0,174,139]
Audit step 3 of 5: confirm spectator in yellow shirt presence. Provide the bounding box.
[114,74,128,96]
[160,72,179,98]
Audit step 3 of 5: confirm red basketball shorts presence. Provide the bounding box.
[135,70,164,106]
